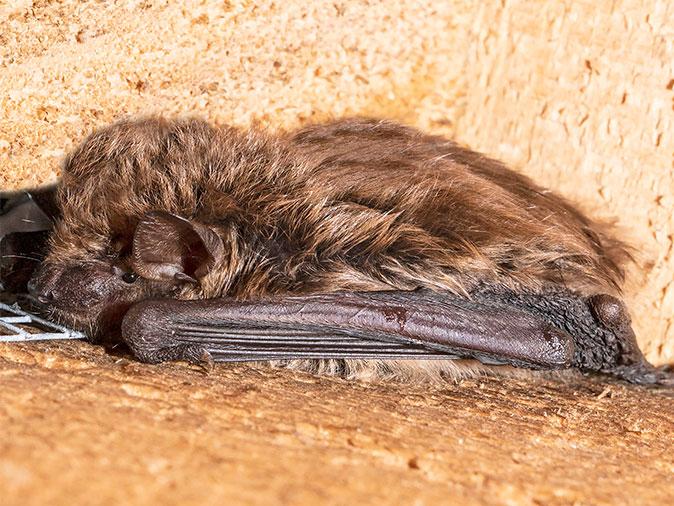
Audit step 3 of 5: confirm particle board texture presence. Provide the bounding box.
[0,1,673,505]
[1,342,673,506]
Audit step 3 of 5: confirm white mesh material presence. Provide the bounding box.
[0,303,85,342]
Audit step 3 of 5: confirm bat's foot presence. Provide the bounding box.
[132,341,211,365]
[605,362,674,387]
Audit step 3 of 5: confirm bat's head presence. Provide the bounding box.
[29,211,225,342]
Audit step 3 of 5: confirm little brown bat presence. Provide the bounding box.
[23,116,671,385]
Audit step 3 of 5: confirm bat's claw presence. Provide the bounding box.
[195,348,215,374]
[652,365,674,388]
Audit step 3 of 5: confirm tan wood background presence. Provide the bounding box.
[1,341,673,506]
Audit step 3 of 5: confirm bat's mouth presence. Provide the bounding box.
[15,292,129,345]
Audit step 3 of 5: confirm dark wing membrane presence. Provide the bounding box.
[1,189,58,296]
[173,325,455,361]
[122,290,575,368]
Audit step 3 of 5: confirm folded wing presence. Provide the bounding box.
[121,290,575,368]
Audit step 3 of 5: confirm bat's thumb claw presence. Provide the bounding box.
[197,349,215,374]
[174,343,214,373]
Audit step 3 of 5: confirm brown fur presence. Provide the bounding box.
[37,116,632,379]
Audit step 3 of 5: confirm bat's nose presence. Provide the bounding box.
[27,278,52,303]
[28,269,59,304]
[26,277,38,296]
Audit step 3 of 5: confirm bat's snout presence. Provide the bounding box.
[27,277,51,304]
[27,265,60,304]
[29,261,125,312]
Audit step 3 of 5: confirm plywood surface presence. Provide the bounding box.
[1,341,672,506]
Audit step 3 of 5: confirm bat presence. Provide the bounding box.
[20,116,672,385]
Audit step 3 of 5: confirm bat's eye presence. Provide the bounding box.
[122,272,139,284]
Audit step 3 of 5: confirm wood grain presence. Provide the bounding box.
[1,341,672,506]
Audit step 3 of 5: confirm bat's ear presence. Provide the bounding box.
[131,211,224,284]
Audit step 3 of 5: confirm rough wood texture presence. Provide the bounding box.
[1,341,673,506]
[1,2,673,504]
